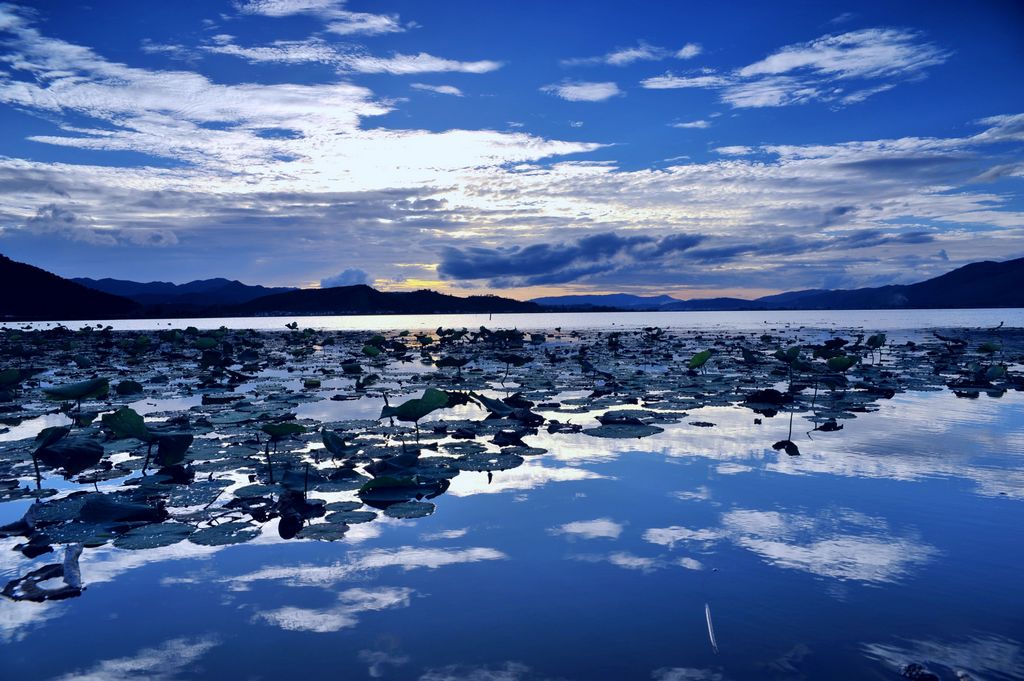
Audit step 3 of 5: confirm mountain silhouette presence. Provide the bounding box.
[74,277,294,307]
[0,255,139,320]
[533,257,1024,311]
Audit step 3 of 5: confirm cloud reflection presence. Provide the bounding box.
[255,586,412,632]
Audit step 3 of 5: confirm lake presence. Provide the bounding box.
[4,307,1024,332]
[1,314,1022,681]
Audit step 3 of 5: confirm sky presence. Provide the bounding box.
[1,0,1023,300]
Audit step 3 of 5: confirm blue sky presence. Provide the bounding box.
[1,0,1023,298]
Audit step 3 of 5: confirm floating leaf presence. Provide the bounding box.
[102,407,152,441]
[114,522,194,550]
[261,422,306,440]
[36,439,104,476]
[43,378,109,402]
[115,380,144,396]
[156,434,193,467]
[380,388,449,423]
[689,350,712,370]
[827,355,858,372]
[384,500,434,519]
[188,521,260,546]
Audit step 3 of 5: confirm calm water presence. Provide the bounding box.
[1,315,1022,680]
[4,307,1024,332]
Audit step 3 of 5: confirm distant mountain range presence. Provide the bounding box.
[1,253,1021,322]
[532,257,1024,311]
[72,277,294,307]
[0,254,539,320]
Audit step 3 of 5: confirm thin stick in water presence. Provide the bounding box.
[705,602,719,654]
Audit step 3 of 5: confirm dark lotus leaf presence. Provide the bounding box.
[2,563,82,602]
[166,479,231,507]
[379,387,449,422]
[772,440,801,456]
[298,522,349,541]
[597,410,650,426]
[0,486,57,502]
[443,441,487,456]
[76,467,130,484]
[321,429,358,458]
[79,493,168,523]
[25,493,88,524]
[358,475,446,504]
[36,439,104,476]
[188,521,260,546]
[383,500,435,519]
[501,446,548,457]
[470,392,515,417]
[156,433,193,467]
[815,419,844,432]
[234,483,283,498]
[115,380,145,396]
[410,456,460,480]
[261,422,306,440]
[326,510,377,524]
[744,389,790,406]
[35,425,71,449]
[42,521,119,545]
[312,476,369,492]
[453,452,524,472]
[325,500,363,512]
[113,522,194,550]
[102,407,152,441]
[583,424,664,439]
[43,378,109,402]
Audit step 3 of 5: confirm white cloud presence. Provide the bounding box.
[563,41,669,67]
[676,43,703,59]
[235,0,407,36]
[738,28,948,79]
[321,267,370,287]
[550,518,624,540]
[642,28,949,109]
[672,120,711,129]
[542,81,622,102]
[411,83,465,96]
[343,52,503,75]
[202,35,502,74]
[641,73,730,89]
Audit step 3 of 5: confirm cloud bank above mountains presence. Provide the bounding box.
[0,1,1021,295]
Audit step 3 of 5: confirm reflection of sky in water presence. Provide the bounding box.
[2,386,1023,679]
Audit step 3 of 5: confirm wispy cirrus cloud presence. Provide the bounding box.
[564,40,703,66]
[642,28,949,108]
[200,34,503,73]
[541,81,622,102]
[411,83,464,96]
[234,0,409,36]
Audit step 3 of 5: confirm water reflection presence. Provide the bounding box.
[1,321,1021,679]
[255,586,413,633]
[49,637,220,681]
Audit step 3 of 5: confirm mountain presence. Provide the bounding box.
[74,277,294,307]
[532,257,1024,311]
[225,285,540,315]
[530,293,680,309]
[0,254,139,320]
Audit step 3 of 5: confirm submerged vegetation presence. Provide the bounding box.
[0,320,1020,602]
